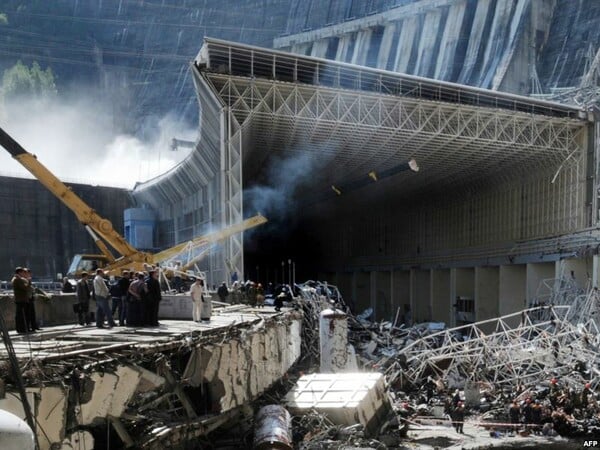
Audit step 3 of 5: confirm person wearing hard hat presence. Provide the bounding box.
[256,283,265,307]
[580,383,592,408]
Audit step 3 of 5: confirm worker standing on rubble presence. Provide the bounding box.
[200,278,212,322]
[117,270,130,326]
[217,282,229,303]
[109,276,122,325]
[549,378,560,407]
[190,278,204,322]
[94,269,114,328]
[509,400,520,430]
[145,269,161,327]
[76,272,92,326]
[274,290,285,312]
[62,277,74,293]
[580,383,592,408]
[127,272,146,326]
[23,268,41,332]
[256,283,265,307]
[230,281,240,304]
[248,281,257,307]
[531,400,542,434]
[522,397,533,431]
[451,402,465,433]
[11,267,29,334]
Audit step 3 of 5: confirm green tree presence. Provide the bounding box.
[1,60,57,101]
[0,14,7,25]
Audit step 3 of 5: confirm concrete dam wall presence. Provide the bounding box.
[276,0,600,95]
[1,0,597,132]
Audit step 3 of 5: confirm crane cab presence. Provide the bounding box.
[66,254,110,277]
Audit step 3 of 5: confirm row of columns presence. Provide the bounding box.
[321,256,597,328]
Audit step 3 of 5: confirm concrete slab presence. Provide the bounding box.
[284,372,390,436]
[1,305,292,362]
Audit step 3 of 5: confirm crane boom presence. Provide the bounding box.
[152,214,268,264]
[0,125,268,279]
[0,126,142,260]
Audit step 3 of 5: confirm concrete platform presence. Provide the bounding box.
[2,304,287,361]
[0,304,303,450]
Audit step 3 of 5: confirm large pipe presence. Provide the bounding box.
[0,410,35,450]
[331,158,419,195]
[253,405,292,450]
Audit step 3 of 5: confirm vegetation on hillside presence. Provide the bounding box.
[1,60,57,101]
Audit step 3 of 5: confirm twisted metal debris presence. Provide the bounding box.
[374,280,600,392]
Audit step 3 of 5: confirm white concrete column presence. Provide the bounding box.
[431,269,451,325]
[414,9,442,77]
[351,29,373,66]
[376,23,397,69]
[310,39,329,58]
[475,267,499,332]
[335,34,353,62]
[457,0,492,84]
[434,0,467,79]
[499,264,526,328]
[393,16,418,72]
[526,262,554,304]
[320,309,354,372]
[593,255,600,289]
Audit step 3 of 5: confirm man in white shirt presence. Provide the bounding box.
[94,268,115,328]
[190,278,204,322]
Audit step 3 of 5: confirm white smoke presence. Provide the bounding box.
[0,90,195,188]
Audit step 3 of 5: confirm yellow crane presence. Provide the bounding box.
[0,126,266,277]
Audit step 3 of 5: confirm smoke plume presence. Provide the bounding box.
[244,148,330,227]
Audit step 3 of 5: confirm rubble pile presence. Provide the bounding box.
[278,278,600,448]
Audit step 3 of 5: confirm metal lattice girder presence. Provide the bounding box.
[388,293,600,390]
[194,39,588,203]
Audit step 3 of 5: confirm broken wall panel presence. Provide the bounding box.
[183,316,303,412]
[1,308,302,449]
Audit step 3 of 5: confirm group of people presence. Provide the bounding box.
[12,269,288,333]
[11,266,42,334]
[226,281,290,309]
[439,377,599,437]
[74,268,162,328]
[505,378,599,436]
